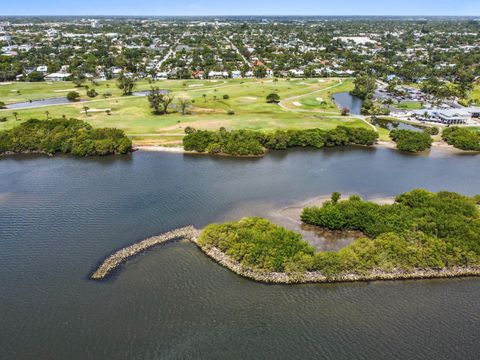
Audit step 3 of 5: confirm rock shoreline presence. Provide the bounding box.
[196,241,480,284]
[90,226,198,280]
[91,226,480,284]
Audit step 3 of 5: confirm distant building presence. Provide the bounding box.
[45,73,71,81]
[36,65,48,73]
[413,107,480,125]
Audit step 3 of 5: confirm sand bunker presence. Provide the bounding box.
[236,96,258,104]
[79,108,111,113]
[54,89,78,92]
[292,101,302,107]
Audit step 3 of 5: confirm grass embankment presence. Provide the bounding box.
[0,78,367,146]
[198,190,480,283]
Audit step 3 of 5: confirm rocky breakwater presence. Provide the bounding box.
[90,226,198,280]
[193,240,480,284]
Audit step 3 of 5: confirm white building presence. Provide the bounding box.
[45,73,71,81]
[36,65,48,73]
[413,107,480,125]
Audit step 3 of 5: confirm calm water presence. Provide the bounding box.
[332,92,363,115]
[5,90,164,109]
[5,97,85,109]
[371,117,424,132]
[1,147,479,359]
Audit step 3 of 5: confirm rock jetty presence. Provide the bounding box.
[91,226,480,284]
[90,226,198,280]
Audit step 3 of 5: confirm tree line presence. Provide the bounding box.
[183,126,379,156]
[0,118,132,156]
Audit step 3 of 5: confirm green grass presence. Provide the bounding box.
[396,101,423,110]
[0,78,368,145]
[470,84,480,105]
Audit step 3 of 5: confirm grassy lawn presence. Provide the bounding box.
[0,77,369,145]
[470,84,480,105]
[396,101,423,110]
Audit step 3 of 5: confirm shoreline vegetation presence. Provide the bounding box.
[182,126,378,156]
[134,126,478,156]
[0,118,132,157]
[91,190,480,284]
[136,139,476,156]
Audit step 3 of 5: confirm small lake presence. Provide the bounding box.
[5,97,85,109]
[132,89,169,96]
[332,92,363,115]
[1,148,479,359]
[371,117,425,132]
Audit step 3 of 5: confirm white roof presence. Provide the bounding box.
[45,72,71,78]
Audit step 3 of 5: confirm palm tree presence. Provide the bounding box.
[202,94,207,103]
[45,111,50,119]
[13,112,18,121]
[83,106,90,117]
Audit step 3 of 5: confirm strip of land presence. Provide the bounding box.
[90,226,198,280]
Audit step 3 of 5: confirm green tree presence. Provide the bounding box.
[266,93,280,103]
[351,74,377,99]
[67,91,80,102]
[147,87,174,115]
[389,129,432,152]
[27,71,45,82]
[177,96,192,115]
[72,72,86,88]
[117,73,136,96]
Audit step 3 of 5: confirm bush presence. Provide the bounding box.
[27,71,45,82]
[0,117,7,122]
[86,89,98,98]
[199,217,315,273]
[424,126,439,136]
[390,129,432,152]
[223,94,230,100]
[67,91,80,102]
[301,190,480,274]
[266,93,280,103]
[199,189,480,277]
[0,118,132,156]
[442,127,480,151]
[183,126,378,156]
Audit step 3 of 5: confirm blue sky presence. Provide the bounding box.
[2,0,479,16]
